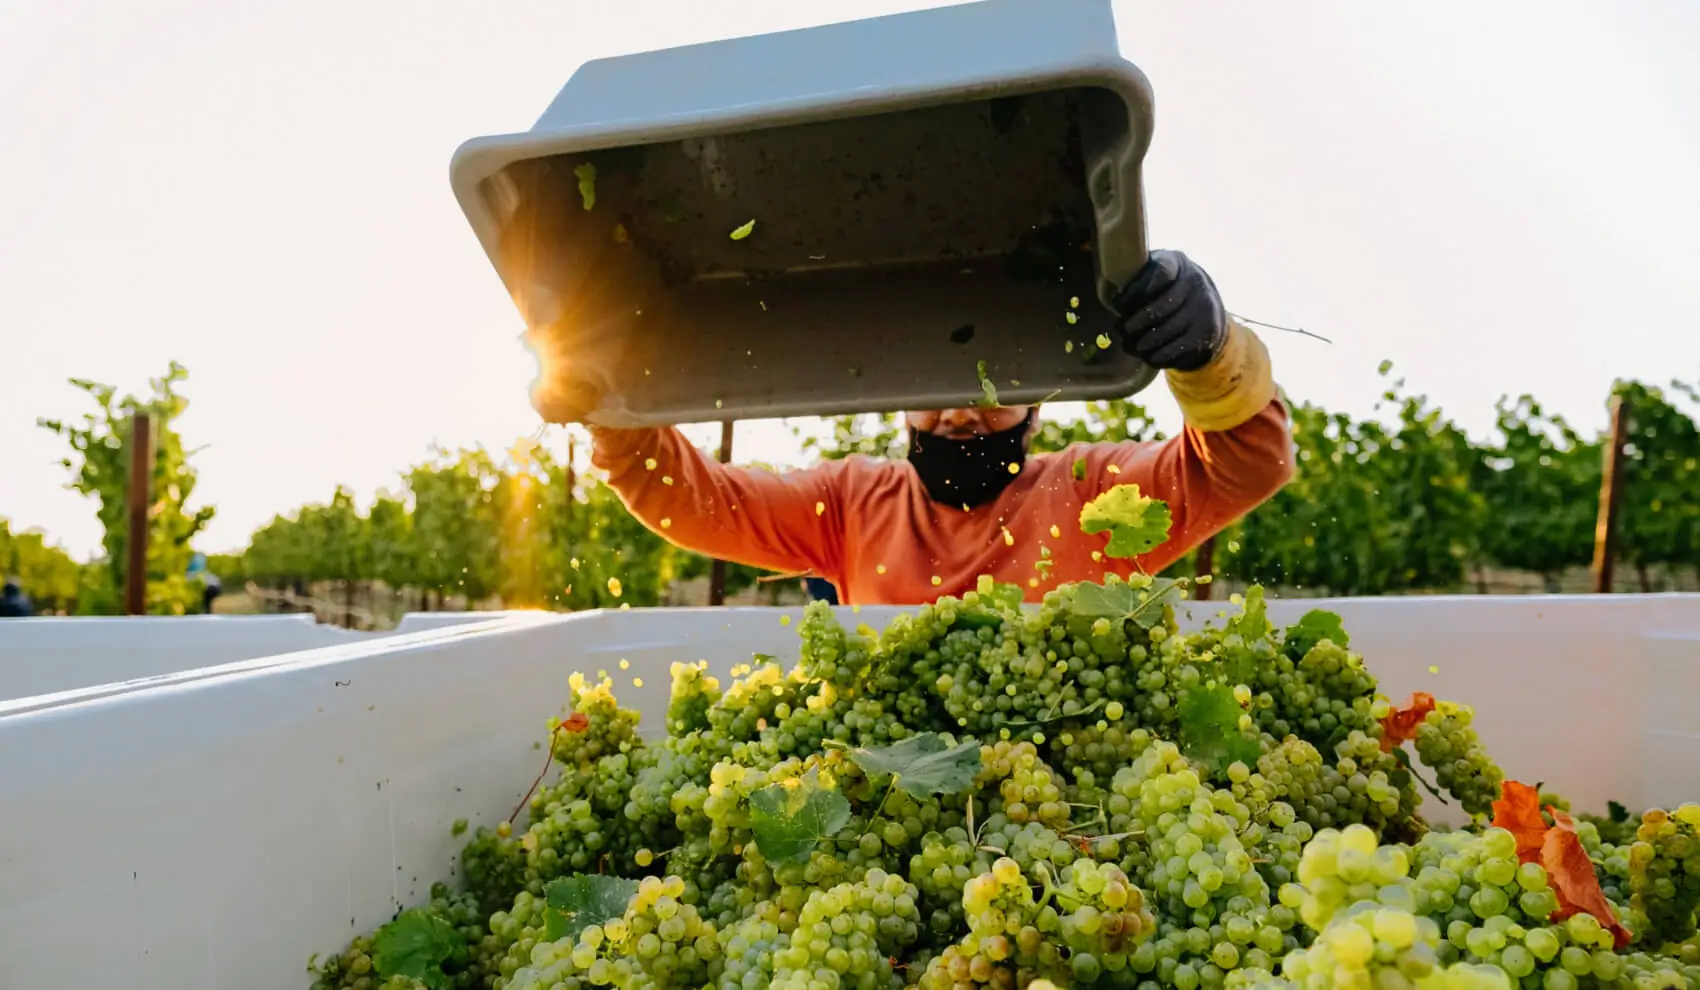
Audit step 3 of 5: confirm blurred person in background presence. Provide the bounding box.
[0,578,34,617]
[534,251,1294,606]
[188,552,222,614]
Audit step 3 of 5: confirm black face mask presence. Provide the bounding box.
[906,410,1033,508]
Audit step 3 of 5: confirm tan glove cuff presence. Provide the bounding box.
[1164,320,1277,432]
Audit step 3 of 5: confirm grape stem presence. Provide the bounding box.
[870,776,900,823]
[1032,862,1085,913]
[510,721,570,824]
[1389,747,1450,805]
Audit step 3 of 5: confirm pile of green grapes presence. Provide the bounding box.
[309,575,1700,990]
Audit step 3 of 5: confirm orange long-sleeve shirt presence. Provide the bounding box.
[590,398,1294,606]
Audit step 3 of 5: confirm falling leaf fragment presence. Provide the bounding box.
[1079,483,1172,559]
[730,219,757,240]
[975,360,999,408]
[573,163,597,211]
[1378,691,1436,753]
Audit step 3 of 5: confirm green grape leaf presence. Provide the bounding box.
[1227,586,1271,642]
[953,611,1003,630]
[1069,580,1136,619]
[1178,683,1261,774]
[847,734,982,798]
[542,874,639,942]
[975,360,999,408]
[749,768,851,863]
[730,219,756,240]
[1079,484,1172,559]
[573,163,597,211]
[1072,458,1088,482]
[1068,578,1183,630]
[1219,586,1273,684]
[372,909,465,990]
[1283,609,1349,661]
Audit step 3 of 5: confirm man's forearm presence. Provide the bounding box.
[589,426,843,578]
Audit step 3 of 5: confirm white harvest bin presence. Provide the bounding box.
[0,614,363,706]
[0,612,526,708]
[0,596,1696,989]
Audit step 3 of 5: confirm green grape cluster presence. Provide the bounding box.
[1254,737,1335,829]
[977,739,1071,829]
[1114,742,1269,924]
[486,890,550,989]
[310,885,488,990]
[1047,858,1158,979]
[664,660,722,737]
[1051,720,1156,802]
[1411,702,1506,819]
[771,871,922,990]
[1631,806,1700,944]
[508,875,720,990]
[1253,638,1381,754]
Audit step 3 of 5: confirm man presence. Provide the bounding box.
[532,251,1293,605]
[0,579,34,618]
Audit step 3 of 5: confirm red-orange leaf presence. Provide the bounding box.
[1544,808,1632,948]
[1491,780,1549,865]
[1380,692,1437,752]
[562,712,590,733]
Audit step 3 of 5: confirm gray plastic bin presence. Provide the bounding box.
[451,0,1158,426]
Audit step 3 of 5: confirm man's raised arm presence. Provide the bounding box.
[589,426,850,580]
[1085,319,1294,573]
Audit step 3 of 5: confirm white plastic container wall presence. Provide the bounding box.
[0,612,529,707]
[0,596,1696,989]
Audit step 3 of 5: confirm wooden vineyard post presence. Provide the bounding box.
[1194,535,1215,601]
[564,433,576,528]
[125,411,153,615]
[708,421,735,606]
[1591,393,1629,593]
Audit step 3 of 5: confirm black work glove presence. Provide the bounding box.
[1110,250,1229,372]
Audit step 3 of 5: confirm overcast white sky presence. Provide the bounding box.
[3,1,1698,559]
